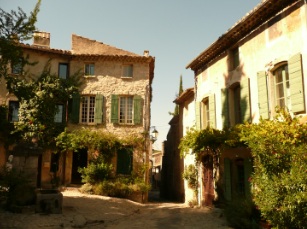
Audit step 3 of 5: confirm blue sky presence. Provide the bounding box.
[2,0,260,149]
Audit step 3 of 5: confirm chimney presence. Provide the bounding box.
[33,31,50,48]
[143,50,149,57]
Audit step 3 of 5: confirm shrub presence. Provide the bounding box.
[224,196,260,229]
[92,177,150,199]
[78,162,113,184]
[239,110,307,228]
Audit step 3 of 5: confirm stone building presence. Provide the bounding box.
[180,0,307,206]
[0,32,155,189]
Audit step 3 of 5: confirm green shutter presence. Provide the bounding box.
[244,158,253,198]
[133,95,142,125]
[289,53,305,113]
[116,148,133,174]
[62,104,66,124]
[221,88,229,128]
[94,94,104,124]
[71,93,80,124]
[257,71,269,119]
[209,94,216,128]
[240,77,251,123]
[111,94,119,124]
[224,158,232,201]
[195,101,201,130]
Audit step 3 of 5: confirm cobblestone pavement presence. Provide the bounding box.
[0,188,232,229]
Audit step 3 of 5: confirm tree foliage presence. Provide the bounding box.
[239,109,307,228]
[7,62,83,147]
[0,0,41,79]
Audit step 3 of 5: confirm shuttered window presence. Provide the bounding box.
[111,95,142,125]
[70,94,104,124]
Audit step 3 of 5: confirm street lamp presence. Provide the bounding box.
[150,126,159,143]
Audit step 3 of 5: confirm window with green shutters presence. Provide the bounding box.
[257,53,305,117]
[200,94,216,129]
[70,94,104,124]
[111,94,142,125]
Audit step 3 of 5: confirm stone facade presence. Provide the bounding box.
[0,33,155,189]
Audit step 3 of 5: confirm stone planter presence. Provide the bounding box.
[35,189,63,214]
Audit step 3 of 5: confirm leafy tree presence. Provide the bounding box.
[0,0,41,79]
[239,109,307,228]
[7,62,83,147]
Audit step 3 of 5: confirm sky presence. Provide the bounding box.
[1,0,261,150]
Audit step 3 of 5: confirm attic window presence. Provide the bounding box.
[122,64,133,78]
[85,63,95,76]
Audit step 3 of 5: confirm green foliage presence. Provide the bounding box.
[224,196,260,229]
[0,0,41,79]
[8,63,83,147]
[78,161,113,184]
[182,164,198,191]
[56,129,121,161]
[239,109,307,228]
[179,127,241,160]
[91,177,151,198]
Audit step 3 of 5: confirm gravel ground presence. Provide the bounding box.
[0,187,232,229]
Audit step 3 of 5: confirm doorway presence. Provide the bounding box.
[202,155,214,206]
[71,148,88,184]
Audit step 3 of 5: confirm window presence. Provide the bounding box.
[257,54,305,118]
[119,96,133,124]
[81,96,95,123]
[58,63,69,79]
[273,65,290,109]
[201,98,210,128]
[229,47,239,70]
[116,148,133,175]
[11,59,23,74]
[111,95,142,125]
[232,84,241,125]
[122,64,133,77]
[54,104,64,123]
[8,101,19,122]
[85,63,95,76]
[222,78,250,128]
[70,94,104,124]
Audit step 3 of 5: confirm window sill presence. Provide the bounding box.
[121,76,133,79]
[84,75,96,79]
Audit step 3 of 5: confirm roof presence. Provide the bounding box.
[186,0,301,72]
[174,87,194,104]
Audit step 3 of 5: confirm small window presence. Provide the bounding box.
[81,96,95,123]
[8,101,19,122]
[229,47,239,70]
[59,63,69,79]
[85,63,95,76]
[54,104,64,123]
[11,59,23,75]
[122,64,133,77]
[201,98,210,129]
